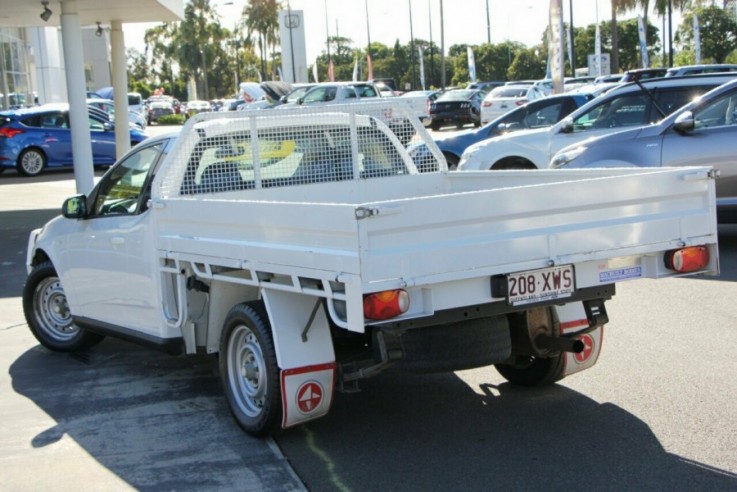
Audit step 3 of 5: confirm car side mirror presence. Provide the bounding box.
[560,117,574,134]
[103,121,113,132]
[673,111,695,133]
[62,194,88,219]
[297,97,304,105]
[279,95,287,103]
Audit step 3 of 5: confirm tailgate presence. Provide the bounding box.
[353,167,718,286]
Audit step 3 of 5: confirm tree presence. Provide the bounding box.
[244,0,281,80]
[611,0,639,73]
[678,5,737,63]
[507,48,547,80]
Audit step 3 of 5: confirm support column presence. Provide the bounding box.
[110,20,130,159]
[60,0,95,194]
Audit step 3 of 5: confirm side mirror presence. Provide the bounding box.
[673,110,695,133]
[62,194,87,219]
[103,121,113,132]
[279,95,287,103]
[560,117,574,134]
[297,97,304,105]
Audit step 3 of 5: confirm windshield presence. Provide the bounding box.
[437,90,475,102]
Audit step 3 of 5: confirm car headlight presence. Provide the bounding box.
[550,146,586,169]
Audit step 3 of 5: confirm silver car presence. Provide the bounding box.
[551,79,737,222]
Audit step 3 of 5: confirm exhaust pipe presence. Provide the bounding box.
[535,334,584,353]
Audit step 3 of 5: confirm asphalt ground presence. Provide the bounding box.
[0,161,307,491]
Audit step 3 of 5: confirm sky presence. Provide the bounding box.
[122,0,681,63]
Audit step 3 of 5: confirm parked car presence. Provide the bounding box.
[185,100,212,117]
[87,97,147,130]
[665,63,737,77]
[0,103,147,176]
[397,89,441,125]
[466,81,504,93]
[550,79,737,222]
[410,93,592,170]
[146,97,175,124]
[458,73,737,171]
[428,89,484,130]
[298,82,381,105]
[480,84,547,124]
[620,67,668,83]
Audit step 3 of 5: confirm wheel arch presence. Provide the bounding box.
[490,155,538,170]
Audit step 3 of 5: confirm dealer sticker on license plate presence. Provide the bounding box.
[506,264,575,305]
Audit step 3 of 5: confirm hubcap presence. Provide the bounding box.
[21,151,44,175]
[227,324,267,417]
[34,277,77,341]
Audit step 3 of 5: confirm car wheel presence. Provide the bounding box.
[443,153,460,171]
[17,148,47,177]
[22,261,105,352]
[495,353,565,386]
[220,301,282,436]
[430,121,441,131]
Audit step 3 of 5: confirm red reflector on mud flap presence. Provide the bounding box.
[664,246,710,273]
[363,289,410,320]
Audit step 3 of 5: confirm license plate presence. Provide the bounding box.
[506,265,575,305]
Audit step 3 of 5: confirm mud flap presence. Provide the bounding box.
[556,302,604,377]
[281,363,336,428]
[261,289,337,429]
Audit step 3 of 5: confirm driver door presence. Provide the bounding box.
[57,139,172,337]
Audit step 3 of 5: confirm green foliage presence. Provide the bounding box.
[156,114,185,125]
[678,5,737,63]
[508,48,547,80]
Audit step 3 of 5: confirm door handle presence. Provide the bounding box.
[110,237,125,245]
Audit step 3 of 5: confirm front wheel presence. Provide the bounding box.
[495,353,565,387]
[220,302,282,436]
[22,261,104,351]
[17,148,47,177]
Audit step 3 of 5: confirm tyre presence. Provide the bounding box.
[220,301,282,436]
[17,148,47,177]
[430,121,441,131]
[22,261,104,352]
[495,353,565,387]
[443,153,460,171]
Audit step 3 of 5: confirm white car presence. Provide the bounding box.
[480,84,546,124]
[459,73,737,171]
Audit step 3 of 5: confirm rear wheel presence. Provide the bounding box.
[220,302,282,436]
[430,121,441,131]
[17,148,47,177]
[495,353,565,386]
[22,262,104,351]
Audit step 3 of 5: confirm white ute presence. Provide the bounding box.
[24,102,719,436]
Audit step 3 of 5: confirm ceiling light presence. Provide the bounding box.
[40,1,52,22]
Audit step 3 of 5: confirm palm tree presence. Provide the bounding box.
[244,0,281,80]
[612,0,639,73]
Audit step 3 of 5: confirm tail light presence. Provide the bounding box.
[0,127,24,138]
[664,246,710,273]
[515,99,528,106]
[363,289,410,320]
[482,101,492,107]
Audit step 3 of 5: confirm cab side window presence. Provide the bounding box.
[91,143,165,216]
[695,91,737,129]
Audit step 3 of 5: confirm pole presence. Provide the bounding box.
[569,0,575,76]
[667,0,673,67]
[485,0,491,44]
[365,0,372,61]
[409,0,416,90]
[324,0,331,65]
[287,2,296,83]
[428,0,434,87]
[440,0,445,89]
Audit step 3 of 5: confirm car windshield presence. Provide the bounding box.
[488,86,529,98]
[437,90,475,102]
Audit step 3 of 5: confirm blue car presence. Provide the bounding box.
[412,93,593,171]
[0,103,147,176]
